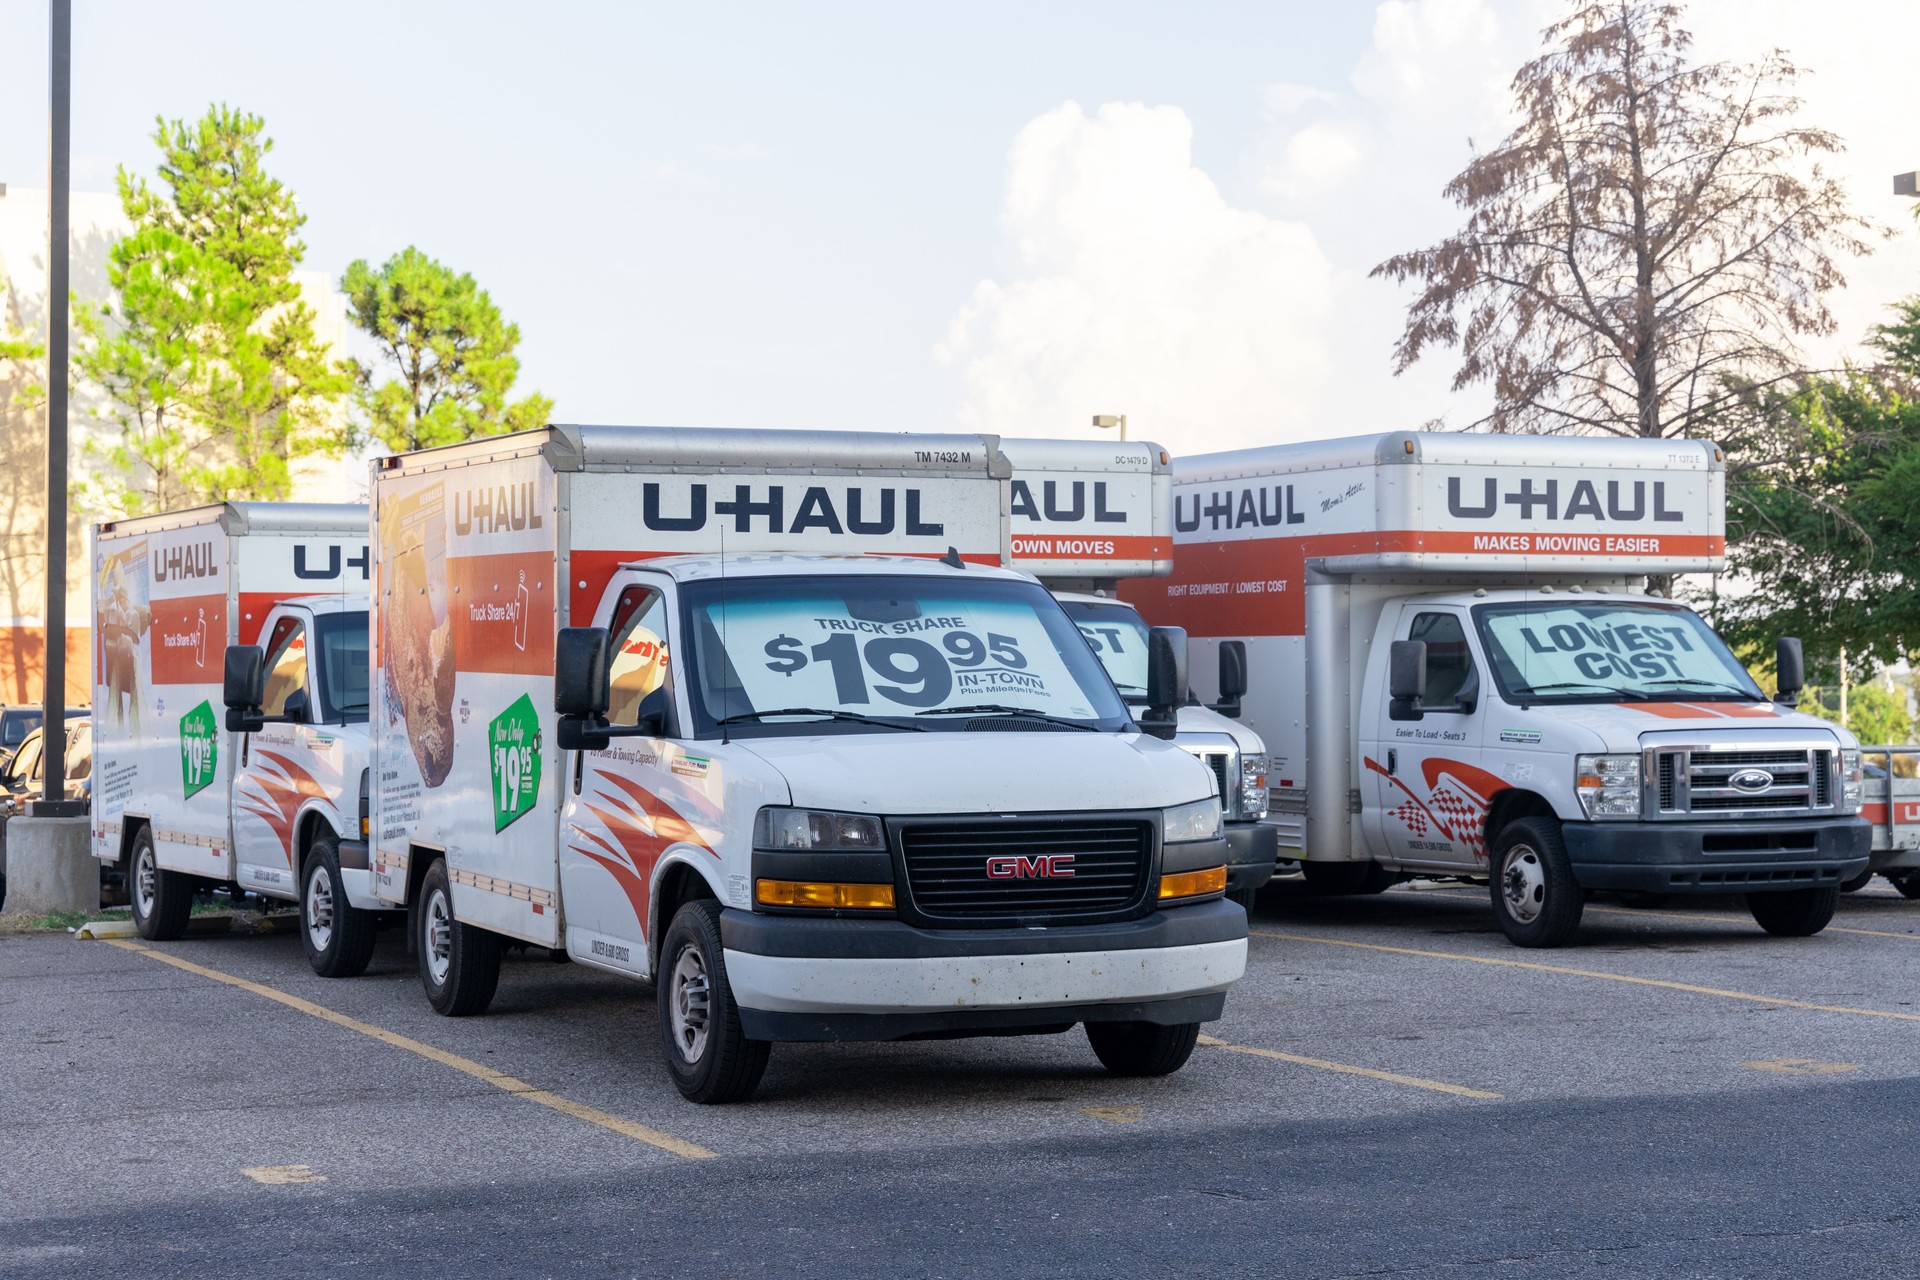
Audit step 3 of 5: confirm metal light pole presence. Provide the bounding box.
[1092,413,1127,443]
[34,0,81,817]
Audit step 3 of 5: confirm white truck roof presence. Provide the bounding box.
[998,438,1173,584]
[97,501,366,539]
[624,553,1036,585]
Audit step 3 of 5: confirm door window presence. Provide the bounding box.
[607,587,673,731]
[260,617,310,718]
[1409,612,1476,711]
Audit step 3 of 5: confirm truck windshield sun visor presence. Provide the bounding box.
[678,575,1132,738]
[1471,599,1764,706]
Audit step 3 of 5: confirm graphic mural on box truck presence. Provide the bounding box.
[374,457,560,942]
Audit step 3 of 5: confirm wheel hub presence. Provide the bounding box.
[668,945,712,1065]
[305,864,335,951]
[1501,845,1547,924]
[134,848,156,917]
[424,890,453,984]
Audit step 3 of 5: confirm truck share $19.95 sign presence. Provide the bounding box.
[489,693,543,832]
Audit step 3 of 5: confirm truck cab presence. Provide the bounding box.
[229,595,379,974]
[1053,591,1276,907]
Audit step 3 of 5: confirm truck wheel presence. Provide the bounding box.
[129,826,192,941]
[1086,1020,1201,1076]
[1489,817,1584,948]
[658,898,769,1104]
[301,832,376,979]
[1887,874,1920,900]
[417,859,500,1016]
[1746,886,1839,937]
[1231,886,1259,914]
[1840,870,1874,894]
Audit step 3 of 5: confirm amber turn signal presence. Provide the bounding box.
[755,879,896,910]
[1159,866,1228,900]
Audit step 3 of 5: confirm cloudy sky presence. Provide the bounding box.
[2,0,1916,457]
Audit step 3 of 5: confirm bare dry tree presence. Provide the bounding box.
[1372,0,1882,439]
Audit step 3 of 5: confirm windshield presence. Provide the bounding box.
[313,611,370,722]
[679,574,1130,737]
[1057,599,1150,701]
[1472,600,1764,705]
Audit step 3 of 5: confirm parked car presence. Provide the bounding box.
[0,706,89,773]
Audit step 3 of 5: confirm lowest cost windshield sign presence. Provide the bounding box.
[716,596,1097,718]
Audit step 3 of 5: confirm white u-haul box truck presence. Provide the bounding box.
[93,503,384,973]
[319,425,1243,1102]
[1001,438,1279,907]
[1128,432,1870,947]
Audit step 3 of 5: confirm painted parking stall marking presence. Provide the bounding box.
[1197,1034,1503,1099]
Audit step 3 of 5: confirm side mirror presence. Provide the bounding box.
[1776,636,1804,706]
[555,628,612,718]
[1140,626,1188,741]
[1389,639,1426,723]
[1213,641,1248,719]
[557,717,613,753]
[282,688,310,725]
[223,644,266,733]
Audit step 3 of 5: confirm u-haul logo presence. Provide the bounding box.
[641,483,944,537]
[293,544,370,580]
[1176,484,1307,533]
[1446,477,1685,523]
[456,482,545,536]
[1009,480,1128,526]
[154,540,218,582]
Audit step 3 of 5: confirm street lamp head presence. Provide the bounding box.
[1092,414,1123,429]
[1896,171,1918,198]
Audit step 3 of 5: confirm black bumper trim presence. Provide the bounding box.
[1563,818,1869,894]
[1222,821,1278,893]
[720,897,1246,961]
[337,839,370,871]
[738,991,1227,1043]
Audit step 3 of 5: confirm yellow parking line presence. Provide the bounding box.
[106,939,715,1160]
[1250,929,1920,1024]
[1197,1034,1502,1099]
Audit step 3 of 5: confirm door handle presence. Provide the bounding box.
[1387,749,1397,776]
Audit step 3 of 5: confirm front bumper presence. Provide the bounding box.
[1563,817,1870,894]
[1223,821,1279,894]
[720,898,1247,1042]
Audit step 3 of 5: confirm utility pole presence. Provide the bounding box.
[34,0,81,817]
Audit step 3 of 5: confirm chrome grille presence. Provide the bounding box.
[1651,746,1837,817]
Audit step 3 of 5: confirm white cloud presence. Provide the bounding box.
[937,102,1336,454]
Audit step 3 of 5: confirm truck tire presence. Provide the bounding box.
[300,831,376,979]
[417,858,500,1016]
[1303,861,1398,896]
[1887,873,1920,900]
[1231,886,1259,914]
[1746,886,1839,937]
[129,825,192,941]
[1840,870,1874,894]
[1489,817,1584,948]
[1086,1020,1201,1076]
[658,898,769,1104]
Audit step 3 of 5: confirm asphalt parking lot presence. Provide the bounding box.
[5,882,1920,1279]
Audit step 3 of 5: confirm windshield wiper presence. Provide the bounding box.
[1520,681,1650,700]
[1643,678,1763,699]
[912,704,1100,731]
[716,707,927,732]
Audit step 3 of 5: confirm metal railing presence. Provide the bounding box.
[1860,746,1920,853]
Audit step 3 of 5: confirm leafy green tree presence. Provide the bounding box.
[342,247,551,454]
[1801,678,1914,747]
[0,271,42,372]
[76,105,350,515]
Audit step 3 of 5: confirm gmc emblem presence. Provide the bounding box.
[986,854,1075,880]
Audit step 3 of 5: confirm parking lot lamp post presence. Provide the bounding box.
[1092,414,1128,443]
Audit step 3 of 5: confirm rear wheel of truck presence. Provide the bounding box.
[129,826,192,941]
[1489,817,1583,948]
[1086,1020,1201,1076]
[418,859,500,1016]
[1887,873,1920,900]
[658,899,769,1104]
[301,832,376,979]
[1840,870,1874,893]
[1746,886,1839,937]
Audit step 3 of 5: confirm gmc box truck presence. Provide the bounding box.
[1128,432,1870,947]
[92,503,384,973]
[1001,437,1279,907]
[235,426,1246,1102]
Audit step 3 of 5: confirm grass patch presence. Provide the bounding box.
[0,899,238,935]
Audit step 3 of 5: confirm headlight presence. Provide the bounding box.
[1841,749,1863,814]
[753,807,885,851]
[1575,754,1641,820]
[1163,797,1222,843]
[1240,753,1269,821]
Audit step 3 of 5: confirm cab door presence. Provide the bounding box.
[231,610,341,899]
[1365,605,1499,874]
[558,579,697,977]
